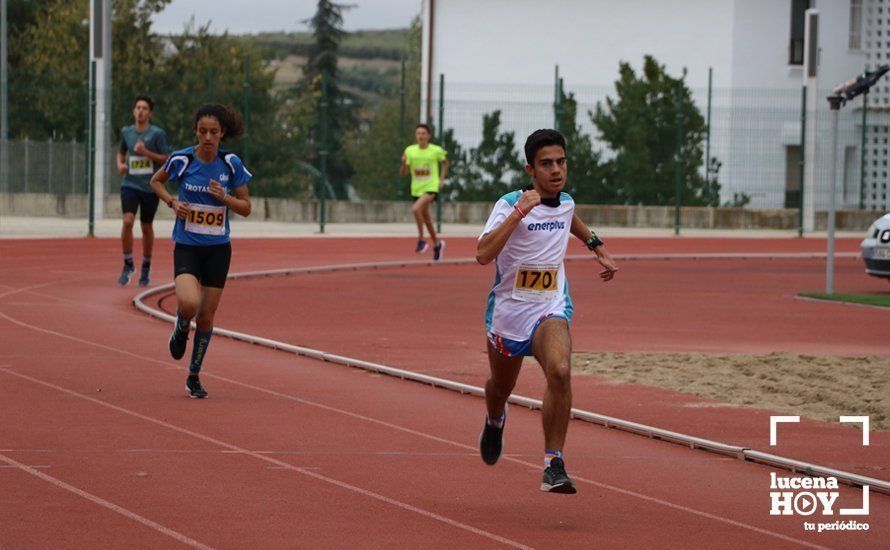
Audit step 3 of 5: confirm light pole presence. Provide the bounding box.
[825,65,890,293]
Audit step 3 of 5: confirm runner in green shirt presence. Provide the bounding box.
[401,124,449,261]
[116,95,170,286]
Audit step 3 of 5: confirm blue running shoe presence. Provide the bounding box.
[415,239,428,253]
[433,240,445,261]
[138,263,151,287]
[118,263,135,286]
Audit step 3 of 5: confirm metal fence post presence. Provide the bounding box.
[705,67,713,206]
[674,83,684,236]
[859,89,868,210]
[318,69,328,233]
[23,137,29,192]
[826,94,843,294]
[71,138,77,195]
[436,73,444,234]
[0,0,7,194]
[798,86,807,237]
[242,55,250,167]
[553,65,560,130]
[398,57,406,200]
[88,59,97,237]
[48,137,54,194]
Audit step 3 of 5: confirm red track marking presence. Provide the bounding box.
[0,452,212,549]
[1,237,886,548]
[184,253,888,479]
[0,368,533,549]
[0,318,841,549]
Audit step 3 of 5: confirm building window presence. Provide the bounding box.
[850,0,864,49]
[789,0,813,65]
[785,146,802,208]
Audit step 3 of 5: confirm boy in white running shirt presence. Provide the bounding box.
[476,129,618,494]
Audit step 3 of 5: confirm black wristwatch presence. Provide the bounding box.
[585,232,604,250]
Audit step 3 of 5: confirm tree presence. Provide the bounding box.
[449,111,523,202]
[591,55,718,206]
[345,16,420,200]
[299,0,357,199]
[12,0,172,140]
[10,1,298,196]
[555,90,610,204]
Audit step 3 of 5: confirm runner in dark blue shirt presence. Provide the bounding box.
[150,104,252,399]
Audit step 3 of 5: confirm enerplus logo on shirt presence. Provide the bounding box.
[527,220,565,232]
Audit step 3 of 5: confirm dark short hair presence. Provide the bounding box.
[524,129,566,164]
[415,123,432,134]
[134,95,154,111]
[193,103,244,141]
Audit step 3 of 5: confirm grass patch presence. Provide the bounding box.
[799,292,890,308]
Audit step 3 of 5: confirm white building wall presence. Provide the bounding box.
[422,0,873,210]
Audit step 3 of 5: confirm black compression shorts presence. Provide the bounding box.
[173,242,232,288]
[120,187,160,223]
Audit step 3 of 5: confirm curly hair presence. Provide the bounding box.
[193,104,244,141]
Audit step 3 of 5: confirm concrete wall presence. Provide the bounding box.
[0,193,880,231]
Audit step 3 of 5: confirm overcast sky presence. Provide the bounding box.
[151,0,421,34]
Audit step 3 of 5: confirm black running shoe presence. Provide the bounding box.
[185,375,208,399]
[415,239,428,253]
[169,325,189,360]
[118,263,135,286]
[541,457,577,494]
[433,240,445,261]
[138,264,151,287]
[479,417,505,465]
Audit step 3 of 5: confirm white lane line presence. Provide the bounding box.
[0,367,530,550]
[0,451,212,549]
[0,309,827,549]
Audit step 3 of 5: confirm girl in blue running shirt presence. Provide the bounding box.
[150,104,252,399]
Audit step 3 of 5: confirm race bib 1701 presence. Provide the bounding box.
[184,204,227,236]
[128,155,153,176]
[511,263,560,302]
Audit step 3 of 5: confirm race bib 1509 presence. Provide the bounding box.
[184,204,227,236]
[511,263,560,302]
[128,155,153,176]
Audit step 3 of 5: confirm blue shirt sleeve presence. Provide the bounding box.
[162,153,189,184]
[226,154,252,189]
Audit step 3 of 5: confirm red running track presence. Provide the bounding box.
[0,236,887,549]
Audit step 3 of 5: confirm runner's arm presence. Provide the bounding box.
[209,180,251,218]
[570,214,618,281]
[477,190,541,264]
[116,149,128,175]
[140,148,169,166]
[400,154,408,177]
[150,168,188,220]
[440,158,450,183]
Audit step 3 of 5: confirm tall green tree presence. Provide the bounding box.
[300,0,357,199]
[555,91,610,204]
[449,111,523,202]
[346,16,419,200]
[591,55,717,206]
[12,0,172,140]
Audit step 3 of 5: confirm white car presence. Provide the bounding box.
[861,213,890,279]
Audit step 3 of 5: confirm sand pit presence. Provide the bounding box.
[573,352,890,429]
